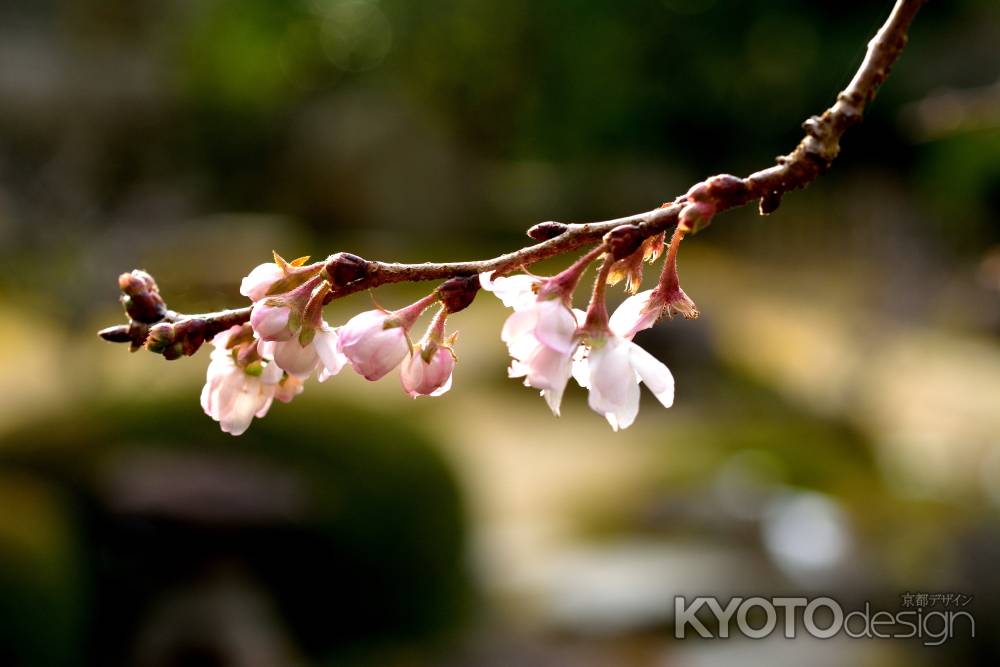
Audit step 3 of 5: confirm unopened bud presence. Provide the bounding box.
[174,318,207,356]
[527,221,569,241]
[98,324,131,343]
[685,182,711,203]
[678,201,716,235]
[144,322,176,354]
[145,319,206,359]
[118,269,156,296]
[324,252,369,288]
[436,275,480,314]
[604,224,644,260]
[118,269,167,323]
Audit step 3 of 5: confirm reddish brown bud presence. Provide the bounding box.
[706,174,749,206]
[145,318,207,359]
[324,252,370,288]
[127,321,150,352]
[174,318,207,356]
[678,201,716,235]
[527,221,569,241]
[98,325,132,343]
[436,275,480,314]
[604,224,645,260]
[144,322,176,354]
[118,269,166,323]
[685,182,711,203]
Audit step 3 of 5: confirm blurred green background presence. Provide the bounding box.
[0,0,998,665]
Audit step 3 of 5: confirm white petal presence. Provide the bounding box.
[533,299,578,353]
[609,290,656,340]
[628,342,675,408]
[610,379,641,430]
[480,272,539,310]
[571,346,590,388]
[314,326,348,377]
[587,337,637,413]
[273,340,320,378]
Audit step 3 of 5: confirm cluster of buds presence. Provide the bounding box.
[98,270,170,352]
[191,253,482,434]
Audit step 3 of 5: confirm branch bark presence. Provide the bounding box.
[100,0,926,350]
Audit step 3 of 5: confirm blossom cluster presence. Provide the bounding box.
[197,231,698,435]
[200,254,460,434]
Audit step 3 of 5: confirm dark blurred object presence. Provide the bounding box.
[0,398,471,666]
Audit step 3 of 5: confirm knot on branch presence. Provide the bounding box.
[527,221,569,241]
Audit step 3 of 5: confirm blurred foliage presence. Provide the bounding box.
[0,397,471,665]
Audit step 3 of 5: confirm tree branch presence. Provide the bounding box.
[100,0,925,352]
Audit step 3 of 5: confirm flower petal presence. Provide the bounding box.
[628,342,675,408]
[533,299,578,353]
[609,290,657,340]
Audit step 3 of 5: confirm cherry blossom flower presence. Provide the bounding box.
[240,253,325,302]
[401,345,455,397]
[400,307,458,398]
[479,272,540,311]
[500,303,584,415]
[338,294,438,381]
[259,324,348,380]
[250,300,294,341]
[481,256,602,415]
[240,262,285,301]
[573,332,675,431]
[200,326,283,436]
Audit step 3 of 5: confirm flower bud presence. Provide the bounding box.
[250,301,294,341]
[436,275,480,314]
[118,269,166,323]
[144,322,184,360]
[324,252,370,288]
[240,262,285,301]
[604,224,645,260]
[678,201,716,235]
[174,318,207,356]
[527,221,569,241]
[98,324,131,343]
[401,344,455,398]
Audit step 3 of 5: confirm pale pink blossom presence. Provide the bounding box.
[501,306,586,415]
[482,270,587,415]
[573,334,674,431]
[337,309,410,381]
[259,324,348,380]
[200,327,282,436]
[401,345,455,398]
[250,300,293,341]
[240,262,284,301]
[314,326,349,382]
[609,290,658,340]
[479,271,540,311]
[509,341,576,415]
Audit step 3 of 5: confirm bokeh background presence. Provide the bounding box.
[1,0,998,665]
